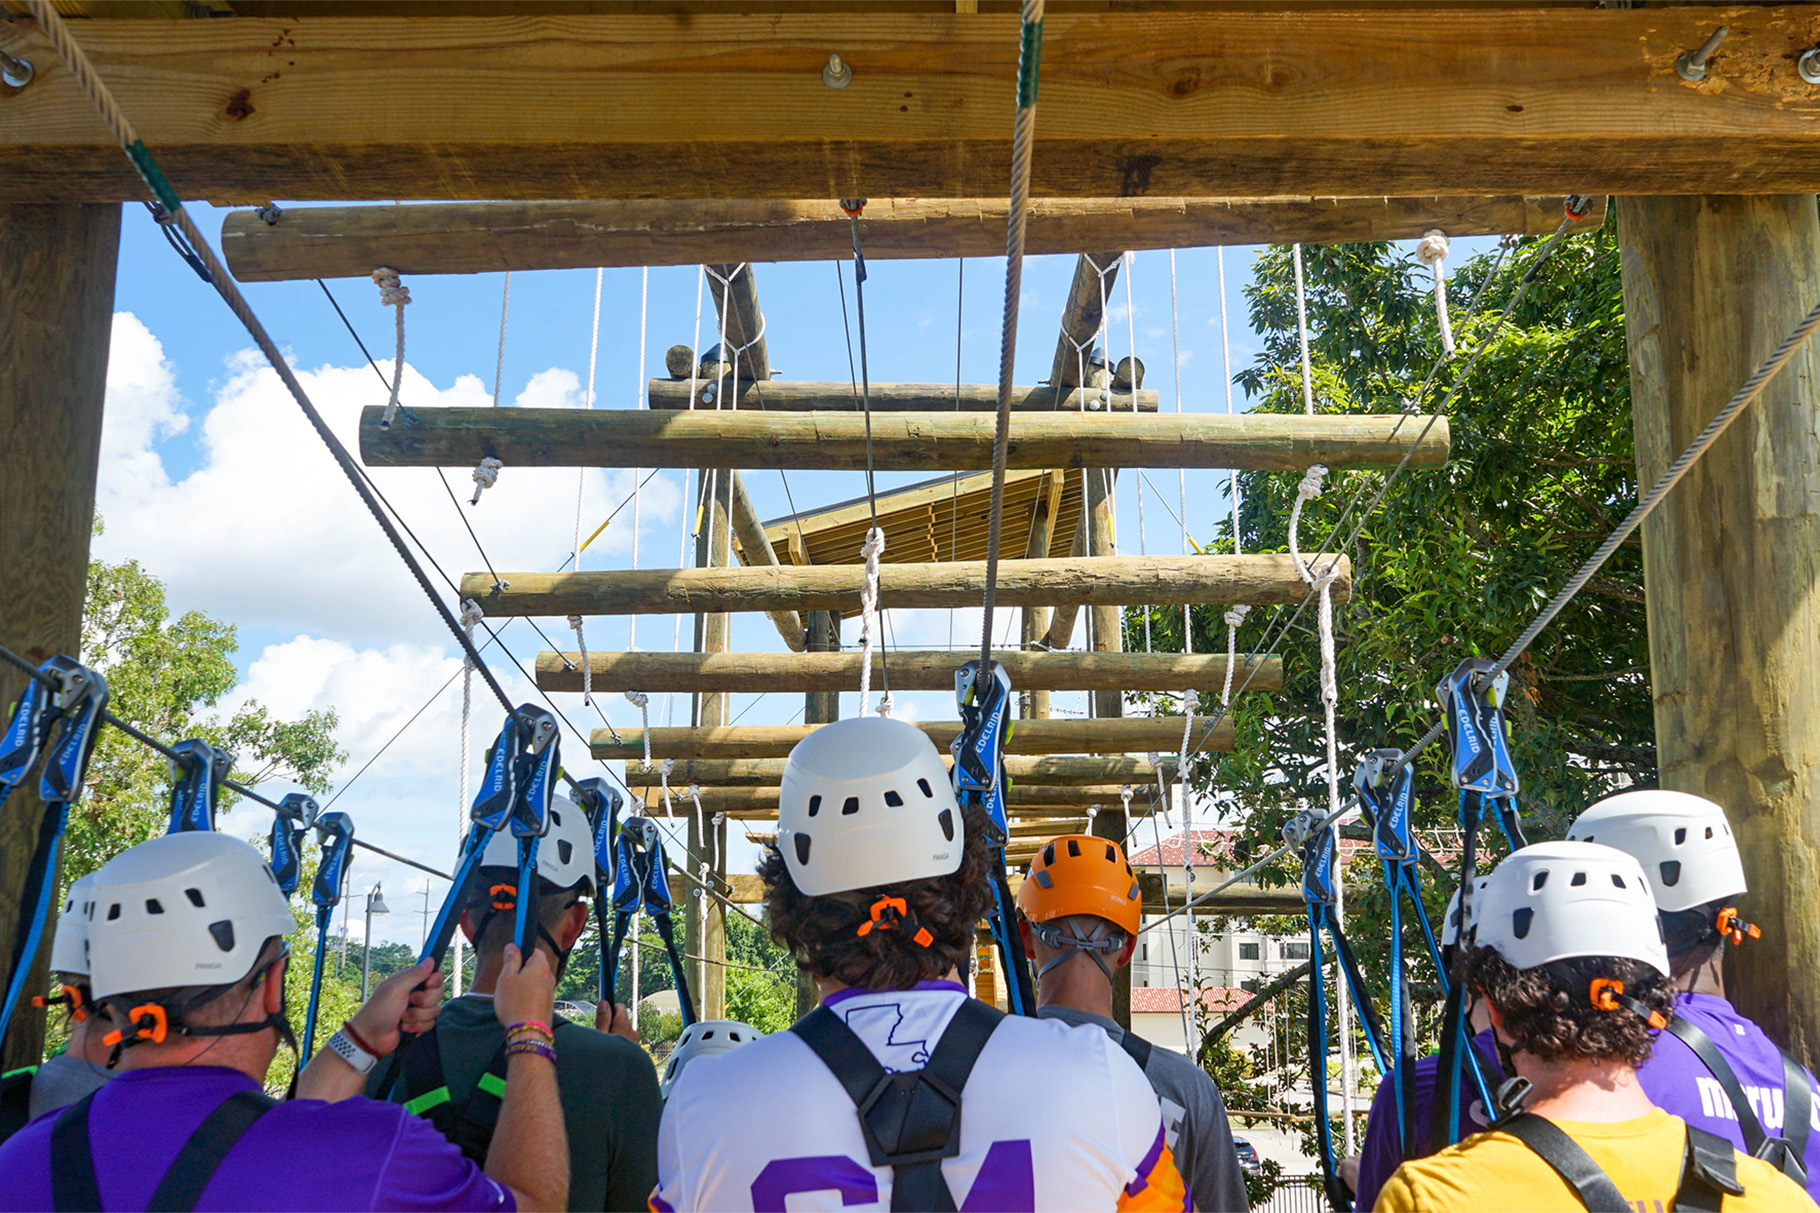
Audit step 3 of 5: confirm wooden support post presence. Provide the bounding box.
[597,717,1229,761]
[1022,473,1062,718]
[728,472,806,652]
[359,408,1453,474]
[1051,253,1124,394]
[1043,517,1090,651]
[651,379,1154,413]
[798,608,838,1016]
[705,263,769,381]
[535,649,1282,696]
[468,554,1346,618]
[0,203,121,1070]
[1087,470,1124,722]
[1618,195,1820,1062]
[687,468,732,1021]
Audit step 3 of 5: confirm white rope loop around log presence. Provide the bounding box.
[371,267,411,429]
[625,689,653,768]
[1415,228,1456,355]
[857,526,886,716]
[567,614,593,707]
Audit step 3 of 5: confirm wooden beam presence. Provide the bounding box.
[728,472,806,652]
[650,378,1155,412]
[638,784,1163,816]
[627,754,1185,788]
[537,649,1281,695]
[718,868,1304,917]
[0,203,120,1069]
[467,554,1344,617]
[361,408,1451,472]
[1618,195,1820,1065]
[220,195,1608,282]
[16,12,1812,202]
[595,716,1230,760]
[705,262,769,381]
[1052,253,1124,393]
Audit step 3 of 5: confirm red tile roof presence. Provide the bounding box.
[1128,985,1253,1015]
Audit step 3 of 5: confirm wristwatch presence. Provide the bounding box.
[325,1026,379,1075]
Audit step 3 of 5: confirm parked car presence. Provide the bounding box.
[554,999,596,1023]
[1232,1137,1261,1176]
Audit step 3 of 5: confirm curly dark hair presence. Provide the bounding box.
[759,805,997,991]
[1464,947,1675,1067]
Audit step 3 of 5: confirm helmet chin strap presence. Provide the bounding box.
[1028,918,1124,984]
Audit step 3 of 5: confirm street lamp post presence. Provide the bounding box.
[361,883,390,1001]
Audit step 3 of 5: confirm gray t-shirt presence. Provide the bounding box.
[27,1052,111,1122]
[1037,1006,1250,1213]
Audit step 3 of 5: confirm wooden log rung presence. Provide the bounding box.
[626,755,1187,787]
[595,717,1231,760]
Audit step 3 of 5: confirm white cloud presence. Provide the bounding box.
[98,313,188,504]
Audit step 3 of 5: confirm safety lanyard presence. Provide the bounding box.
[301,811,354,1062]
[1289,812,1389,1213]
[951,659,1036,1016]
[1431,658,1524,1152]
[569,777,623,1005]
[0,658,106,1053]
[605,816,696,1026]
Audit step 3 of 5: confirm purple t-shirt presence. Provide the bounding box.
[1637,991,1820,1202]
[0,1065,514,1212]
[1353,1031,1502,1213]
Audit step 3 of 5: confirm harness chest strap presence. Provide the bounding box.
[1667,1015,1813,1184]
[1497,1113,1744,1213]
[792,998,1004,1213]
[50,1087,279,1213]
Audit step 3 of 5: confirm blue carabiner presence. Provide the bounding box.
[1436,658,1519,799]
[268,793,318,897]
[952,659,1014,837]
[0,667,55,810]
[166,738,232,833]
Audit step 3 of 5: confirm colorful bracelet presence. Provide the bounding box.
[505,1019,553,1041]
[340,1019,380,1057]
[505,1037,557,1064]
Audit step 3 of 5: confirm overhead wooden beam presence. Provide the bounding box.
[537,649,1280,695]
[649,378,1154,412]
[720,868,1312,916]
[219,195,1607,282]
[11,12,1810,203]
[360,408,1451,472]
[637,783,1163,815]
[728,472,806,652]
[595,715,1230,760]
[627,754,1186,788]
[466,554,1343,617]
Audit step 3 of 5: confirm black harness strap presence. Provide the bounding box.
[1669,1016,1813,1185]
[1677,1125,1747,1213]
[793,998,1004,1212]
[1782,1050,1812,1176]
[51,1088,278,1213]
[0,1065,38,1146]
[1118,1030,1154,1073]
[1497,1115,1630,1212]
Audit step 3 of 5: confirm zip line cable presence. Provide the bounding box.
[978,0,1046,669]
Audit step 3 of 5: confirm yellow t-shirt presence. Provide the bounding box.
[1374,1108,1815,1212]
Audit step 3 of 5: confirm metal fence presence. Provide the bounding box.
[1253,1175,1329,1213]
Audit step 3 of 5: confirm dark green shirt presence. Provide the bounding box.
[369,996,662,1212]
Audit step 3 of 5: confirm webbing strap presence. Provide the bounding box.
[1781,1050,1812,1179]
[1668,1017,1771,1150]
[792,998,1004,1212]
[0,1065,38,1146]
[390,1024,513,1165]
[51,1088,278,1213]
[1497,1114,1629,1212]
[1678,1125,1746,1212]
[1119,1029,1154,1073]
[1668,1015,1813,1184]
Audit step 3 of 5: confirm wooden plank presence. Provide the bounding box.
[360,408,1452,472]
[650,378,1155,412]
[220,195,1607,282]
[638,783,1163,815]
[537,649,1281,694]
[627,754,1185,788]
[11,11,1820,202]
[0,203,120,1069]
[1618,194,1820,1065]
[596,716,1231,759]
[465,553,1344,616]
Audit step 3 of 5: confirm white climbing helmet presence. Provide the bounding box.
[49,873,96,978]
[658,1019,764,1098]
[478,794,597,895]
[776,717,963,896]
[1439,875,1492,950]
[1471,841,1669,976]
[87,831,297,1001]
[1565,790,1746,914]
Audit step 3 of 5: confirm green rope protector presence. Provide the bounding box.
[403,1085,453,1116]
[1017,20,1044,108]
[125,141,184,213]
[478,1071,508,1099]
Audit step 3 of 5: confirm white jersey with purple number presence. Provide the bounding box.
[652,981,1185,1212]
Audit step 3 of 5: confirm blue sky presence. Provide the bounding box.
[97,200,1469,946]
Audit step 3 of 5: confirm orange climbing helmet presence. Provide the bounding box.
[1017,834,1143,937]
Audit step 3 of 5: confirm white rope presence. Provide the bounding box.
[1291,244,1316,415]
[469,456,502,506]
[660,757,675,817]
[625,690,653,768]
[371,267,410,428]
[568,615,593,708]
[857,527,886,716]
[575,267,604,568]
[1124,258,1153,656]
[629,266,649,652]
[492,270,511,407]
[1415,229,1456,355]
[1221,605,1251,708]
[454,597,483,998]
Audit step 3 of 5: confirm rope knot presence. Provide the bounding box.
[1312,560,1342,591]
[624,690,649,709]
[459,599,484,630]
[661,758,675,776]
[469,456,503,505]
[1414,229,1450,268]
[1223,604,1251,629]
[1297,465,1329,501]
[371,267,411,308]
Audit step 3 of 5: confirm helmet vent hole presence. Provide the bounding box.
[1512,908,1534,939]
[207,920,236,952]
[1128,882,1141,901]
[840,796,860,816]
[1611,873,1625,888]
[1660,860,1682,887]
[1104,844,1116,863]
[145,899,164,915]
[1570,871,1587,887]
[1066,839,1081,859]
[703,1030,715,1039]
[794,834,812,865]
[1532,872,1548,891]
[884,790,904,808]
[558,840,573,864]
[938,809,954,842]
[807,795,822,818]
[184,888,206,907]
[107,904,120,921]
[1042,844,1056,867]
[1705,827,1715,839]
[1674,828,1688,845]
[918,779,934,798]
[1034,870,1054,889]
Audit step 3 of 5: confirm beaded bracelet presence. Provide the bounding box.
[506,1026,554,1048]
[505,1037,557,1064]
